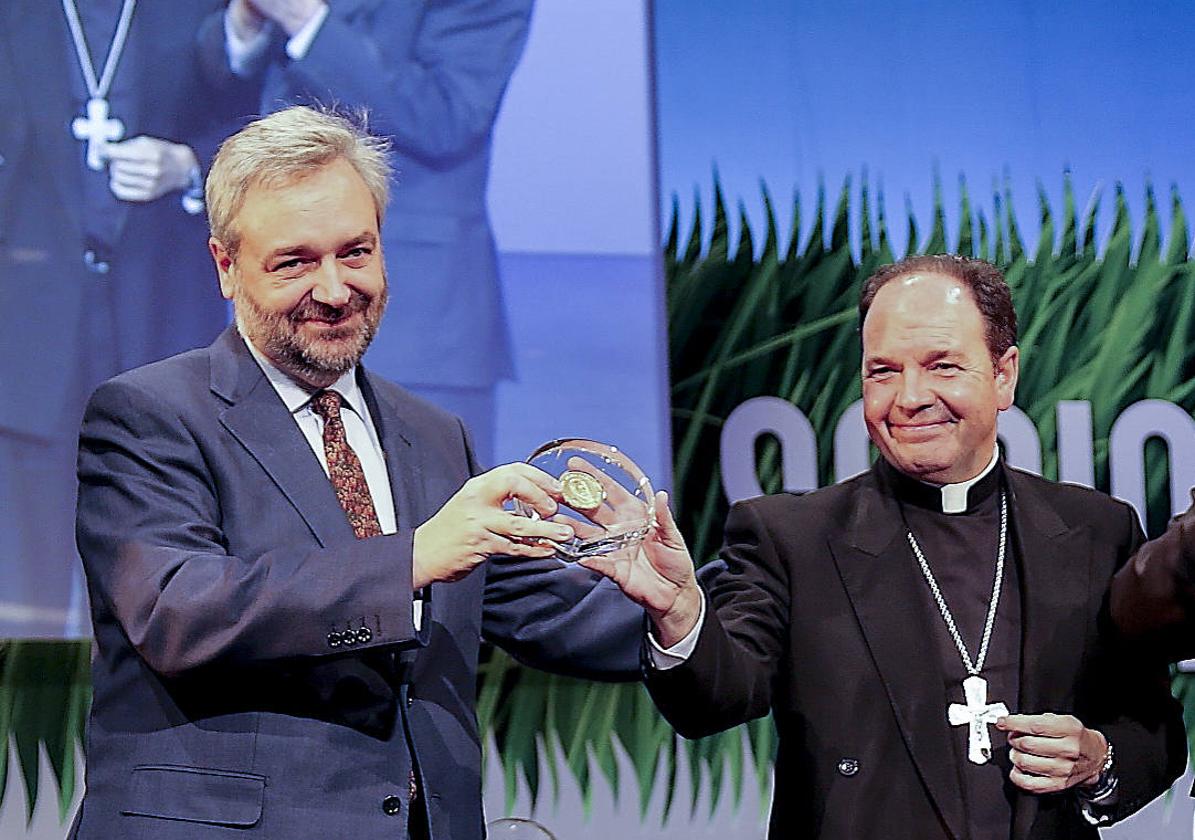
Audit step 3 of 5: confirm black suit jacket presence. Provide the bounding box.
[649,462,1185,840]
[1112,490,1195,662]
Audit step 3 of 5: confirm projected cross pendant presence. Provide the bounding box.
[72,98,124,171]
[948,675,1009,765]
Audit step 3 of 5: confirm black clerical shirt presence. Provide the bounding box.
[890,457,1022,840]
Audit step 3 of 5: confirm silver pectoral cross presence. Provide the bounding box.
[72,97,124,171]
[947,674,1008,765]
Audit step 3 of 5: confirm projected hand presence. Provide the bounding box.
[412,464,572,589]
[235,0,326,36]
[579,489,702,647]
[106,137,196,203]
[226,0,267,39]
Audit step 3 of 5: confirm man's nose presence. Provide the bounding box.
[894,370,934,411]
[311,260,352,307]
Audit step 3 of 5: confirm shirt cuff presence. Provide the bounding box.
[224,10,273,76]
[647,594,706,670]
[285,2,329,61]
[413,592,425,632]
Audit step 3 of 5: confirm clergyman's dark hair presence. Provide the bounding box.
[859,254,1017,365]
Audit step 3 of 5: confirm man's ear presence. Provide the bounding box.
[210,237,235,301]
[995,345,1019,410]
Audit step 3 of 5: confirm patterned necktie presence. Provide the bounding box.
[310,391,383,539]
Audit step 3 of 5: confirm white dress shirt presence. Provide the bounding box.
[243,336,423,626]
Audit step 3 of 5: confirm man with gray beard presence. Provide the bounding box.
[70,105,642,840]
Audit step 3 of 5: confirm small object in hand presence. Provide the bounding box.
[513,439,655,563]
[560,469,605,510]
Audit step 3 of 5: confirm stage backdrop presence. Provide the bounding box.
[6,2,1195,839]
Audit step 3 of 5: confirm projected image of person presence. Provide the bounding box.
[587,255,1186,839]
[0,1,253,637]
[202,0,534,468]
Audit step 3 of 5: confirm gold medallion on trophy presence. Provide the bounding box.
[516,439,655,563]
[559,469,606,510]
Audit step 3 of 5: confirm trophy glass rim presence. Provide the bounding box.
[525,438,655,517]
[523,438,657,558]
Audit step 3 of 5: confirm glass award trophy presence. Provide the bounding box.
[515,438,656,562]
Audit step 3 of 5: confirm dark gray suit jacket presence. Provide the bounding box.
[72,328,641,839]
[649,462,1186,840]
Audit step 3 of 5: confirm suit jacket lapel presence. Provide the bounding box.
[830,465,968,840]
[1005,468,1090,840]
[356,372,425,683]
[210,328,355,547]
[358,370,424,529]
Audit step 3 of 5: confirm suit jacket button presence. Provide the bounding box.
[838,757,860,777]
[382,794,402,816]
[357,627,373,644]
[327,632,341,648]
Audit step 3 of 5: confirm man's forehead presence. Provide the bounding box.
[237,158,366,210]
[242,167,327,207]
[866,272,979,325]
[863,327,962,358]
[231,160,378,245]
[881,271,968,302]
[863,271,988,351]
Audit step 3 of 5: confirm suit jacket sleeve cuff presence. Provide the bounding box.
[323,530,431,655]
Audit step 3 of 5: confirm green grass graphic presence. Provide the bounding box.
[4,172,1195,823]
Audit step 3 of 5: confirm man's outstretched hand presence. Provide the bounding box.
[412,463,573,589]
[579,488,703,647]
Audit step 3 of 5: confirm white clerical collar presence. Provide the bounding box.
[923,445,1001,515]
[240,330,367,420]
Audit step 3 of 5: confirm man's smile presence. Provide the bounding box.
[888,420,954,441]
